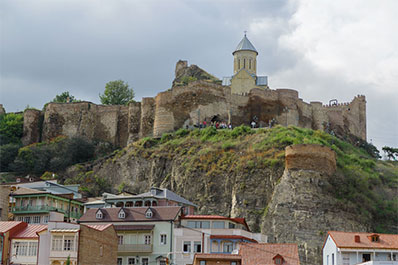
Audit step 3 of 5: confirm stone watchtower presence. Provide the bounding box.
[223,33,269,94]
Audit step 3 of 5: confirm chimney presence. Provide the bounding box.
[355,235,360,243]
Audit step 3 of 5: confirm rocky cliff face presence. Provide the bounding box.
[64,127,397,264]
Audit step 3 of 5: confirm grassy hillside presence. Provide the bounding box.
[120,125,397,233]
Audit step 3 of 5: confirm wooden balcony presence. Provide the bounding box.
[118,244,153,253]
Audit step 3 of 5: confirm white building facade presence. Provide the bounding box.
[174,215,267,265]
[323,231,398,265]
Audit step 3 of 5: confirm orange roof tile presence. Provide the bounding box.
[12,224,47,239]
[239,243,300,265]
[327,231,398,250]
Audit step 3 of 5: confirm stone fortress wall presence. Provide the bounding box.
[20,61,366,147]
[285,144,337,175]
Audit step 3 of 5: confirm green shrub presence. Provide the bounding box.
[0,143,21,171]
[0,113,23,145]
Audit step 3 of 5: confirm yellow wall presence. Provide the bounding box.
[233,50,257,75]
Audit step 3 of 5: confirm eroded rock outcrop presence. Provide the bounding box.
[65,143,384,264]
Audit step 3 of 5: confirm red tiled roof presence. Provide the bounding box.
[0,221,25,233]
[210,235,257,243]
[114,225,155,231]
[326,231,398,250]
[78,206,182,222]
[85,224,113,231]
[239,243,300,265]
[182,215,250,231]
[12,224,47,239]
[194,253,241,261]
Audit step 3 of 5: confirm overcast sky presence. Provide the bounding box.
[1,0,397,151]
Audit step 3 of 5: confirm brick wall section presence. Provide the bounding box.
[78,225,118,265]
[285,144,337,175]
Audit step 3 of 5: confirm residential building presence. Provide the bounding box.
[84,187,197,215]
[10,224,47,265]
[193,253,241,265]
[10,187,84,224]
[193,243,300,265]
[323,231,398,265]
[78,206,183,265]
[37,221,117,265]
[16,180,82,199]
[174,215,267,265]
[0,221,27,265]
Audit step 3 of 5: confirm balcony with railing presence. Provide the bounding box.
[11,205,82,219]
[118,244,153,253]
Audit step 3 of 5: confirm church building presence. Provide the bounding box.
[223,34,268,94]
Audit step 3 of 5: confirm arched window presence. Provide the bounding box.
[249,59,252,69]
[244,59,246,68]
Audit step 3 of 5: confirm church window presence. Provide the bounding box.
[238,59,240,69]
[244,59,246,68]
[249,59,252,69]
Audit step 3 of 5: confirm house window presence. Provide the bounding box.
[28,242,38,256]
[223,242,233,253]
[212,221,225,229]
[142,258,149,265]
[118,235,124,245]
[144,235,151,245]
[145,209,153,218]
[96,211,103,219]
[100,245,103,257]
[332,253,334,265]
[200,261,206,265]
[64,236,74,251]
[275,258,282,264]
[118,210,125,219]
[327,255,329,265]
[183,241,191,253]
[128,258,135,264]
[33,216,41,224]
[187,221,210,229]
[194,241,201,253]
[231,262,237,265]
[229,222,236,229]
[363,254,371,262]
[371,235,379,242]
[43,215,49,223]
[117,258,123,265]
[17,216,23,221]
[160,234,167,245]
[23,216,31,224]
[159,261,166,265]
[52,236,63,251]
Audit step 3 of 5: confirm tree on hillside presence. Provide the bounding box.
[382,146,398,160]
[99,80,134,105]
[52,91,77,103]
